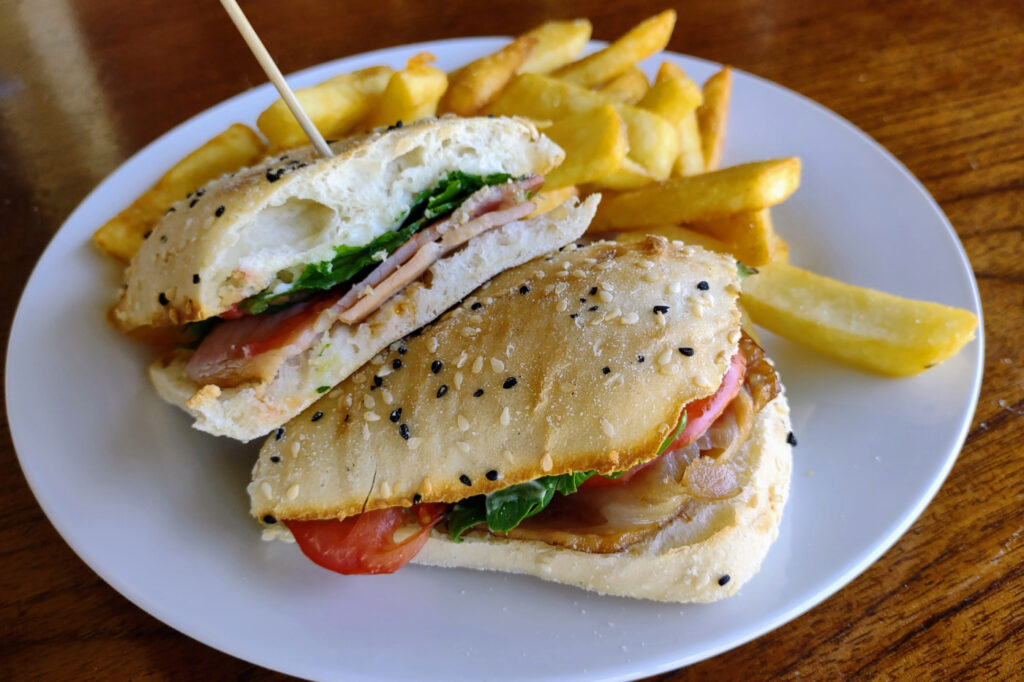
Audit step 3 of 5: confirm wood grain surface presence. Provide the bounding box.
[2,0,1022,679]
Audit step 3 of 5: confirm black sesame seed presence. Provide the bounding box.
[373,375,383,387]
[398,346,407,355]
[486,470,499,481]
[471,302,483,310]
[588,305,599,312]
[215,205,225,217]
[269,455,280,463]
[436,384,449,398]
[279,154,288,161]
[413,493,422,504]
[275,426,285,441]
[459,474,472,486]
[392,358,402,370]
[718,575,731,586]
[344,414,350,422]
[787,431,798,446]
[473,388,484,397]
[143,230,152,240]
[165,207,176,215]
[311,410,324,422]
[589,286,598,296]
[399,423,410,440]
[189,198,199,208]
[196,188,205,197]
[396,120,403,127]
[265,168,284,182]
[502,377,517,389]
[159,235,167,243]
[570,313,579,319]
[679,347,694,357]
[602,366,611,374]
[263,515,277,524]
[390,408,402,423]
[158,292,169,306]
[697,280,710,291]
[653,305,670,314]
[519,285,530,294]
[580,298,587,303]
[187,191,193,199]
[637,355,645,363]
[192,273,200,284]
[431,360,443,374]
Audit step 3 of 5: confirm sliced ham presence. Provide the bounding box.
[185,176,542,388]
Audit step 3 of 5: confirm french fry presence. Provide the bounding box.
[519,19,593,75]
[92,124,267,263]
[740,263,979,377]
[366,54,448,129]
[257,66,393,150]
[686,209,789,266]
[553,10,676,88]
[697,67,732,170]
[529,185,579,217]
[486,73,677,180]
[541,105,627,189]
[587,157,654,190]
[596,66,649,103]
[439,36,536,116]
[637,71,702,121]
[655,62,704,175]
[590,158,801,232]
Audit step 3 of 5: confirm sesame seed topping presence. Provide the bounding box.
[556,299,568,312]
[413,493,422,504]
[311,410,324,422]
[519,285,530,294]
[486,470,499,481]
[262,515,276,524]
[390,408,402,423]
[380,482,392,497]
[399,423,410,440]
[502,377,518,389]
[364,411,380,422]
[373,375,383,387]
[431,360,443,374]
[642,270,660,283]
[653,305,670,314]
[274,426,285,441]
[718,575,731,586]
[500,406,511,426]
[290,441,301,456]
[598,290,613,303]
[472,356,484,373]
[398,345,407,355]
[679,347,695,356]
[656,312,667,327]
[490,358,505,373]
[787,432,798,446]
[473,388,484,397]
[661,364,682,375]
[392,358,402,370]
[602,366,611,374]
[637,355,645,362]
[260,482,273,498]
[286,484,300,500]
[637,259,654,269]
[215,205,225,217]
[363,395,375,409]
[697,280,710,290]
[192,274,200,284]
[540,453,553,472]
[669,281,682,293]
[457,414,470,431]
[456,351,469,368]
[620,312,639,325]
[158,292,169,306]
[570,313,579,319]
[456,441,471,453]
[589,286,598,296]
[459,474,472,486]
[436,384,449,398]
[588,305,599,312]
[189,198,199,208]
[600,419,616,437]
[427,337,439,353]
[381,389,394,405]
[471,301,483,310]
[454,371,464,390]
[695,373,714,386]
[658,348,674,365]
[270,455,280,463]
[462,327,480,338]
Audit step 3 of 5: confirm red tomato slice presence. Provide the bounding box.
[284,503,446,575]
[582,352,747,489]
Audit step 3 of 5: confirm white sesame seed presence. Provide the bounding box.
[605,307,622,321]
[503,450,514,463]
[554,282,569,293]
[472,356,484,373]
[656,311,667,327]
[598,290,613,303]
[669,281,682,293]
[427,337,439,353]
[556,299,568,312]
[642,270,660,283]
[695,374,714,387]
[682,245,697,256]
[599,281,615,292]
[544,284,555,294]
[462,327,480,338]
[490,357,505,373]
[362,423,371,440]
[571,270,587,279]
[660,363,682,376]
[457,414,470,431]
[600,419,616,437]
[469,313,484,325]
[690,301,704,317]
[371,355,385,365]
[328,388,342,399]
[380,481,392,497]
[260,481,272,498]
[344,394,353,408]
[658,347,675,365]
[456,441,471,453]
[637,259,654,269]
[456,351,468,368]
[286,483,300,500]
[407,437,422,450]
[377,365,393,377]
[583,257,597,265]
[363,395,375,409]
[534,270,546,279]
[454,371,464,390]
[381,388,394,405]
[541,453,553,471]
[620,312,640,325]
[290,441,301,457]
[605,372,623,387]
[485,297,494,305]
[500,406,511,426]
[364,411,380,422]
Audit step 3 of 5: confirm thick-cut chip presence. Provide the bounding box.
[741,262,979,376]
[638,72,702,121]
[588,157,654,190]
[257,66,393,150]
[518,19,593,75]
[92,124,267,263]
[552,10,676,88]
[487,73,677,180]
[529,185,579,217]
[697,67,733,170]
[439,36,537,116]
[541,105,627,189]
[656,62,703,175]
[686,210,788,266]
[366,54,448,128]
[596,66,649,103]
[590,158,801,231]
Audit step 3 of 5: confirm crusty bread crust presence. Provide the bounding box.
[150,197,598,441]
[114,116,563,330]
[411,393,792,603]
[250,238,742,521]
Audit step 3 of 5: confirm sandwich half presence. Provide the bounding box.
[113,116,591,441]
[250,237,792,602]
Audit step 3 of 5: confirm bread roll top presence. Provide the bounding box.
[250,238,742,521]
[114,116,564,330]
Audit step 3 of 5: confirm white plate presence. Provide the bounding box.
[7,38,982,681]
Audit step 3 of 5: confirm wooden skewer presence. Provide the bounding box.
[218,0,333,158]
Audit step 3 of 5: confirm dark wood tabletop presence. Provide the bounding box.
[2,0,1022,679]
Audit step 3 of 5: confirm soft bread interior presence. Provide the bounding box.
[150,197,598,441]
[114,116,563,330]
[250,238,742,520]
[411,393,793,603]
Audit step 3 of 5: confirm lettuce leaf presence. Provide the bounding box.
[447,470,595,542]
[239,171,514,314]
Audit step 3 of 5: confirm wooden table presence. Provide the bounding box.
[2,0,1021,679]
